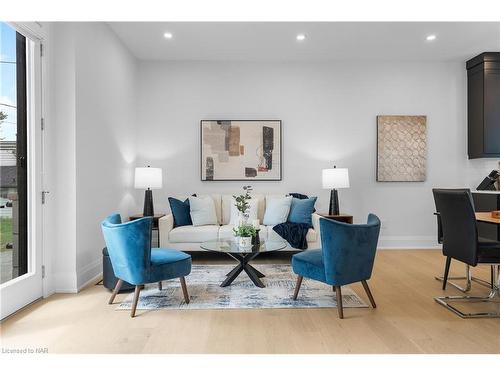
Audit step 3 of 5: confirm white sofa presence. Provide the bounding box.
[159,194,321,251]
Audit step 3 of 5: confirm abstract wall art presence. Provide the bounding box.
[201,120,282,181]
[377,115,427,182]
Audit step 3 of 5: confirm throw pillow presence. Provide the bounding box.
[189,196,218,226]
[289,192,316,213]
[263,196,293,226]
[168,197,192,227]
[229,198,259,225]
[288,197,318,228]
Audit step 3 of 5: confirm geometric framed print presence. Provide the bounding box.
[376,115,427,182]
[201,120,282,181]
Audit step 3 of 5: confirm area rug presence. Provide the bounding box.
[117,264,368,311]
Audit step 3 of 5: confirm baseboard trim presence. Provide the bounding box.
[378,236,440,250]
[54,271,78,293]
[77,258,102,291]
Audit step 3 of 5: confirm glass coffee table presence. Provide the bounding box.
[200,239,287,288]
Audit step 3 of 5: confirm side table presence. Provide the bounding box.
[129,213,165,247]
[317,213,353,224]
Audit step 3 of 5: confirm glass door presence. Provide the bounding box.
[0,22,43,319]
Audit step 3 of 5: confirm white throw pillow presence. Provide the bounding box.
[263,196,293,226]
[229,198,259,226]
[189,196,218,226]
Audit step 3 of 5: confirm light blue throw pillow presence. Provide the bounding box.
[288,197,317,227]
[263,196,293,226]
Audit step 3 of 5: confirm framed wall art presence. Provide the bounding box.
[377,115,427,182]
[200,120,282,181]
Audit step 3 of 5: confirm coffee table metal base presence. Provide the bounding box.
[222,253,266,288]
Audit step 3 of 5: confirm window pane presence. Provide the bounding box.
[0,22,27,284]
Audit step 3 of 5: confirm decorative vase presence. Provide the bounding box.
[238,211,249,226]
[252,229,261,246]
[239,236,252,248]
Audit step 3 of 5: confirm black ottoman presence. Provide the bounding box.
[102,247,135,292]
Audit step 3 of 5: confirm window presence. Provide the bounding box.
[0,22,28,284]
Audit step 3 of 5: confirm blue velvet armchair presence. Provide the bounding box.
[292,214,381,318]
[101,214,192,317]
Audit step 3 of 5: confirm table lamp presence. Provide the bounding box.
[322,166,349,215]
[135,166,163,217]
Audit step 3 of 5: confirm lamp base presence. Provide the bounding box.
[328,189,340,216]
[143,189,154,217]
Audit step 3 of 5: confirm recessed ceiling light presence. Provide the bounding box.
[296,34,306,41]
[163,32,173,39]
[426,34,436,41]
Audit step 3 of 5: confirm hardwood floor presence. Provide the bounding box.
[1,250,499,354]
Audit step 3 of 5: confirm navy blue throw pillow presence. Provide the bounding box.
[168,196,195,227]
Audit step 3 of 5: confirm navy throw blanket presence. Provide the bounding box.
[272,222,310,250]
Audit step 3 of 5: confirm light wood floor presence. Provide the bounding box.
[1,250,499,354]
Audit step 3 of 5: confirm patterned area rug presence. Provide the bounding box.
[117,264,368,311]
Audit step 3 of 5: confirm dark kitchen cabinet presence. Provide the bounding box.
[467,52,500,159]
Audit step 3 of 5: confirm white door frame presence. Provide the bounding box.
[0,22,45,319]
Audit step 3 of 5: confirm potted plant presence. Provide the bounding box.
[233,185,252,225]
[233,224,257,248]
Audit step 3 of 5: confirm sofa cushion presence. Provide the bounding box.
[268,226,318,243]
[218,224,268,241]
[169,225,219,243]
[221,194,265,224]
[189,196,218,226]
[229,197,259,225]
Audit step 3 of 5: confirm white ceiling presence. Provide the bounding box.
[108,22,500,62]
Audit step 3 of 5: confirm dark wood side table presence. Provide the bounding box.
[317,213,353,224]
[129,214,165,246]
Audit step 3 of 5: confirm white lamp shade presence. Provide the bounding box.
[134,167,163,189]
[322,168,350,189]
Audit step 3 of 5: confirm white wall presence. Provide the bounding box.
[47,23,138,293]
[135,61,477,248]
[74,23,137,289]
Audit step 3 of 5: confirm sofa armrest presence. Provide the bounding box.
[159,214,174,247]
[312,213,322,243]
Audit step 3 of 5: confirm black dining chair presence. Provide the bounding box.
[432,189,500,318]
[432,188,491,292]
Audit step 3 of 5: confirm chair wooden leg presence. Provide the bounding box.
[131,285,142,318]
[158,281,162,291]
[293,275,303,300]
[335,286,344,319]
[361,280,377,308]
[108,279,123,305]
[180,277,189,304]
[442,256,452,290]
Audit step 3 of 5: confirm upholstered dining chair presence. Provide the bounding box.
[101,214,192,317]
[432,189,500,318]
[292,214,381,319]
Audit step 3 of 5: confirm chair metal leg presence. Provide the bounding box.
[435,262,491,292]
[293,275,303,300]
[158,281,162,291]
[180,277,189,304]
[435,265,500,318]
[335,286,344,319]
[442,256,452,290]
[108,279,123,305]
[131,285,142,318]
[361,280,377,308]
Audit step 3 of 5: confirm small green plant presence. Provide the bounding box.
[233,185,253,214]
[233,223,257,238]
